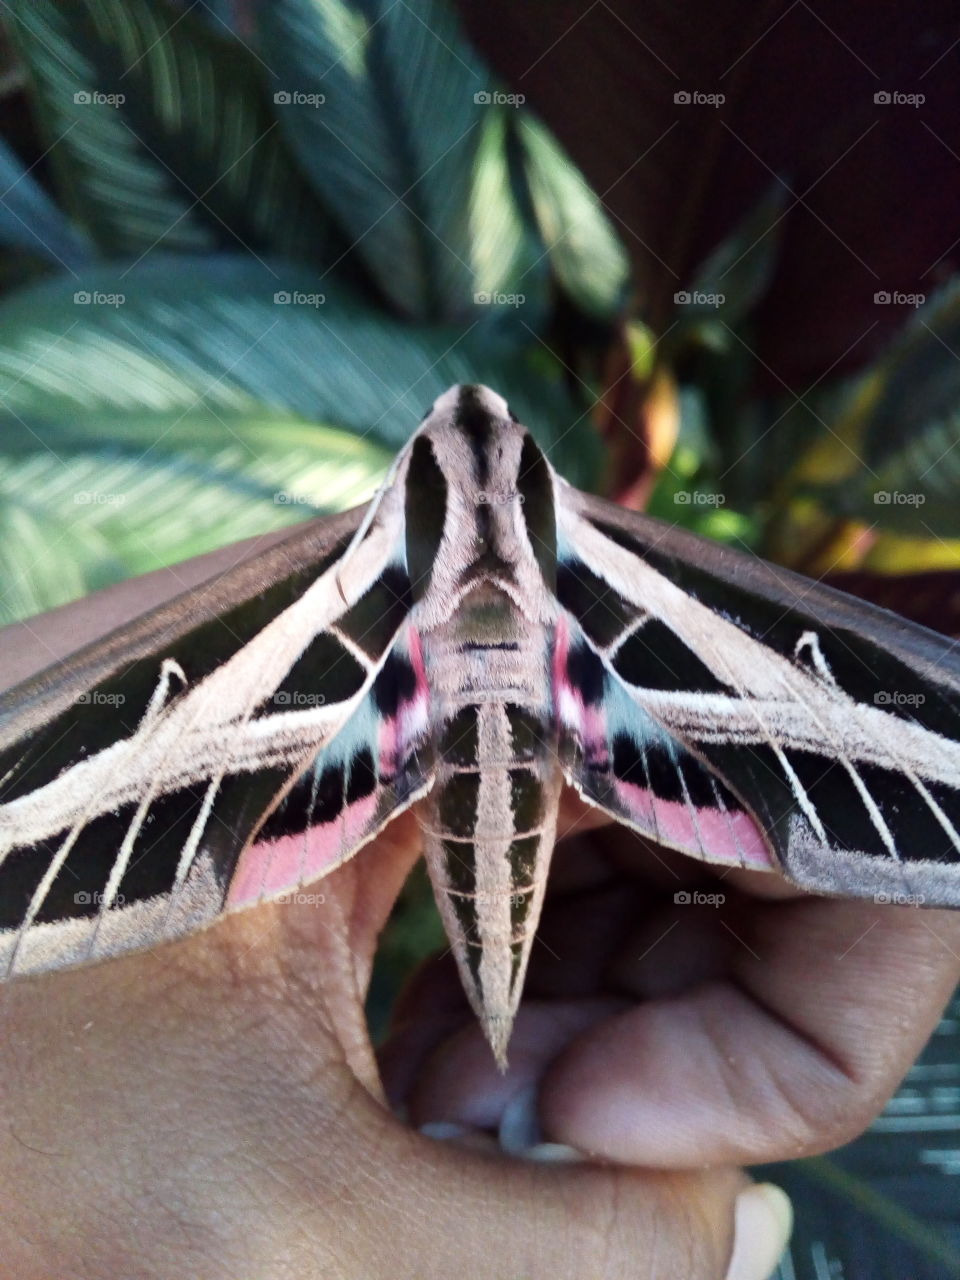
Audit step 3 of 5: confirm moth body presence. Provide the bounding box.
[409,388,564,1064]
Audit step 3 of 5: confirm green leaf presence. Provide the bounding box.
[0,137,92,269]
[517,114,629,318]
[684,183,788,330]
[0,255,593,464]
[0,254,598,618]
[7,0,337,265]
[468,104,550,327]
[0,415,390,623]
[647,385,759,546]
[0,498,104,621]
[793,281,960,536]
[259,0,494,318]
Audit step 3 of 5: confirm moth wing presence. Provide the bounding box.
[0,497,431,976]
[556,482,960,906]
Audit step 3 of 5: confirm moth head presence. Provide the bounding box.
[406,385,558,596]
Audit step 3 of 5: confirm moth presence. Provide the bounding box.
[1,383,959,1066]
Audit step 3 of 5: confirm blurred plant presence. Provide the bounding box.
[0,0,628,623]
[452,0,960,634]
[4,1,956,635]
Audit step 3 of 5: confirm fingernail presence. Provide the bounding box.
[498,1086,589,1163]
[498,1084,542,1154]
[724,1183,793,1280]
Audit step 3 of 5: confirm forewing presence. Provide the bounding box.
[0,497,428,976]
[557,482,960,905]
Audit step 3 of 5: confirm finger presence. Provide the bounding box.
[522,830,742,999]
[403,999,623,1132]
[540,896,960,1165]
[385,887,739,1125]
[378,869,644,1113]
[379,953,477,1109]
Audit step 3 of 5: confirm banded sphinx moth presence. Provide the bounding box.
[1,384,959,1066]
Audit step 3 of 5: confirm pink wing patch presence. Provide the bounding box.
[228,780,390,909]
[613,779,772,869]
[555,616,773,871]
[554,616,607,764]
[227,628,432,908]
[228,821,350,905]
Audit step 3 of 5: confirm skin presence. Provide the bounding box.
[1,532,958,1279]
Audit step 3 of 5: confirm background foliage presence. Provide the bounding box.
[0,0,625,623]
[0,1,958,1275]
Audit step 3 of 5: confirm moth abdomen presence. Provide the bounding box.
[417,685,563,1066]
